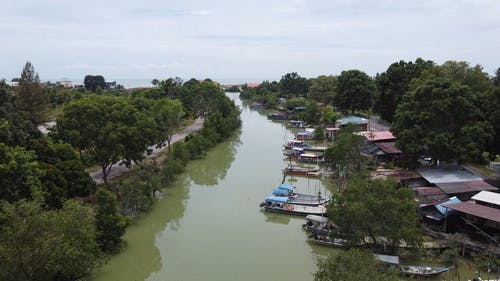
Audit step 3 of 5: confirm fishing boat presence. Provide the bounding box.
[308,234,356,248]
[400,265,450,278]
[267,113,292,120]
[283,165,320,177]
[259,196,327,216]
[283,147,304,159]
[302,214,335,235]
[271,184,329,206]
[284,140,327,152]
[297,153,325,163]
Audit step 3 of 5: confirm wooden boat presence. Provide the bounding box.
[283,165,320,177]
[284,140,327,152]
[267,113,292,120]
[400,265,450,278]
[271,184,329,206]
[302,214,334,235]
[308,235,351,248]
[297,153,325,163]
[283,147,304,159]
[259,196,327,216]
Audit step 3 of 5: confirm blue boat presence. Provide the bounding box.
[271,184,329,206]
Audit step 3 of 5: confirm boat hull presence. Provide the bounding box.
[262,204,326,216]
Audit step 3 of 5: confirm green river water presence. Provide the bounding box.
[93,93,495,281]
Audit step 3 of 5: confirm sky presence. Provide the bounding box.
[1,0,499,85]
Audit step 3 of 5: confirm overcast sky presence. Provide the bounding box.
[2,0,499,84]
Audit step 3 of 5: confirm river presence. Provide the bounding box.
[93,93,495,281]
[93,93,332,281]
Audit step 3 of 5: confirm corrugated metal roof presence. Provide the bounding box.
[435,197,461,216]
[417,167,482,184]
[375,142,402,154]
[415,187,445,197]
[471,191,500,206]
[435,181,497,195]
[446,202,500,223]
[363,131,396,142]
[338,116,368,126]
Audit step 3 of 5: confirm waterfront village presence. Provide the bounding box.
[235,80,500,280]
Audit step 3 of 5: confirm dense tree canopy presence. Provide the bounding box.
[323,124,365,178]
[314,249,399,281]
[95,188,127,254]
[84,75,106,92]
[151,99,185,152]
[55,95,157,187]
[335,69,375,113]
[0,199,101,281]
[373,58,434,122]
[279,72,309,98]
[328,175,423,250]
[392,77,494,163]
[0,143,42,202]
[308,75,337,104]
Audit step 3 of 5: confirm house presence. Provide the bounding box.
[445,198,500,231]
[325,127,340,140]
[363,130,396,142]
[336,116,368,131]
[414,187,447,204]
[416,166,498,201]
[295,128,315,140]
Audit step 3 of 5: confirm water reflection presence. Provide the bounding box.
[187,131,241,186]
[260,210,291,225]
[93,175,190,281]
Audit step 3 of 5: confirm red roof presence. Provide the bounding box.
[246,83,261,88]
[445,202,500,223]
[364,131,396,142]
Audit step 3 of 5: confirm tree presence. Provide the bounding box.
[323,124,365,178]
[321,105,339,126]
[151,99,185,152]
[28,138,95,208]
[0,199,101,281]
[0,143,42,202]
[328,175,423,250]
[83,75,106,92]
[15,61,48,125]
[373,58,434,122]
[151,79,160,87]
[95,188,127,254]
[392,77,494,164]
[279,72,309,98]
[335,69,375,113]
[308,75,337,104]
[314,249,399,281]
[55,95,157,188]
[493,67,500,87]
[301,100,321,125]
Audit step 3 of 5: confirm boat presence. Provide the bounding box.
[400,265,450,278]
[288,120,306,128]
[259,196,327,216]
[308,234,359,248]
[283,147,304,159]
[297,153,325,163]
[284,140,327,152]
[302,214,335,235]
[267,113,292,120]
[271,184,329,206]
[283,165,320,177]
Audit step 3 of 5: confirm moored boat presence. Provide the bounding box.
[267,113,292,120]
[272,184,329,206]
[283,165,320,177]
[302,214,335,235]
[284,140,327,152]
[308,235,355,248]
[297,153,325,163]
[400,265,450,278]
[259,196,327,216]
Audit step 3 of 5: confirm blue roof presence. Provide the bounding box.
[265,196,288,204]
[338,116,368,126]
[272,189,290,196]
[279,184,294,191]
[435,197,461,216]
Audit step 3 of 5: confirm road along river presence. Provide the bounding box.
[92,93,333,281]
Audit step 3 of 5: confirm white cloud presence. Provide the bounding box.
[1,0,499,82]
